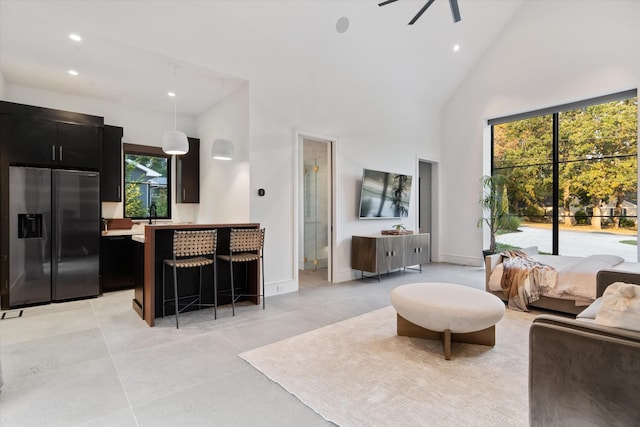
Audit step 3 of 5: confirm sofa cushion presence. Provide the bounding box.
[595,282,640,332]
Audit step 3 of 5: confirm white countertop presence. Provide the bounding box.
[102,222,146,237]
[101,229,144,237]
[131,234,145,243]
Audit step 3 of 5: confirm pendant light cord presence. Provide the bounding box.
[173,64,178,131]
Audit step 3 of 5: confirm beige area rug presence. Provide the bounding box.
[240,306,535,427]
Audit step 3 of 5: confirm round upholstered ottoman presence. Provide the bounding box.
[390,282,505,359]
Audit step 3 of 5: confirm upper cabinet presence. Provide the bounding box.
[9,115,57,166]
[176,137,200,203]
[57,122,101,170]
[9,114,101,170]
[101,125,124,202]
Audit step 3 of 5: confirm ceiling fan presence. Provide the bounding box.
[378,0,461,25]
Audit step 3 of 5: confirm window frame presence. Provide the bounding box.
[122,143,172,220]
[489,90,638,256]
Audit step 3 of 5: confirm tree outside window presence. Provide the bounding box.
[492,95,637,257]
[123,153,170,219]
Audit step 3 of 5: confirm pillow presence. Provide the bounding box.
[594,282,640,332]
[520,246,539,256]
[576,297,602,319]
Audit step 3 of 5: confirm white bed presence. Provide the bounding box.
[485,247,631,314]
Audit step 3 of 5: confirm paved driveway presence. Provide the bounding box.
[497,225,639,262]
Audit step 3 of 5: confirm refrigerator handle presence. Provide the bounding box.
[117,185,121,199]
[59,146,63,161]
[52,145,56,161]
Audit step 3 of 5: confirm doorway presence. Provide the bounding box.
[419,160,433,261]
[299,137,333,287]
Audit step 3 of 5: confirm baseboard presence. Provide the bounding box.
[334,268,359,283]
[439,253,483,267]
[265,278,297,297]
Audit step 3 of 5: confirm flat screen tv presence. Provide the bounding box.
[358,168,412,219]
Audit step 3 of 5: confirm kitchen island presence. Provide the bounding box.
[134,223,261,327]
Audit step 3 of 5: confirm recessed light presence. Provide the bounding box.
[453,44,460,52]
[69,34,82,42]
[167,92,176,97]
[68,70,78,76]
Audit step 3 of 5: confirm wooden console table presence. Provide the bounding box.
[137,223,261,326]
[351,233,430,281]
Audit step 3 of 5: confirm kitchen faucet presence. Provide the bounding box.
[148,202,157,224]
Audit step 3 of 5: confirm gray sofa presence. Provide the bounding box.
[529,270,640,426]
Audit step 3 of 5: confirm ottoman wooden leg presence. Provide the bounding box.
[397,314,496,360]
[443,329,451,360]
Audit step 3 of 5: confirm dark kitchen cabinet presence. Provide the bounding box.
[57,122,101,170]
[10,115,58,166]
[9,115,100,169]
[101,125,123,202]
[176,137,200,203]
[101,235,134,292]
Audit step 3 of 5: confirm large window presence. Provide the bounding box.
[490,91,638,260]
[123,143,171,219]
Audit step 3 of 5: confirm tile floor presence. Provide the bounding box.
[0,263,486,426]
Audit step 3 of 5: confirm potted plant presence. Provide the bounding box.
[477,174,509,257]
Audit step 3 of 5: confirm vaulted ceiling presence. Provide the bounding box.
[0,0,524,117]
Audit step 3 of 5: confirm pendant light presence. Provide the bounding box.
[162,64,189,155]
[212,138,234,160]
[211,78,234,160]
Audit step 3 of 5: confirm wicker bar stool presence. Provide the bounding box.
[162,229,218,328]
[217,228,265,316]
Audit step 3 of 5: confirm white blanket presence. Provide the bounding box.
[553,255,625,300]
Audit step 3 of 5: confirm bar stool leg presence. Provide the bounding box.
[173,264,180,329]
[198,265,202,313]
[229,260,235,316]
[213,259,218,320]
[162,263,166,318]
[261,256,265,309]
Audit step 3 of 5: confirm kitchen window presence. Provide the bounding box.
[123,143,171,220]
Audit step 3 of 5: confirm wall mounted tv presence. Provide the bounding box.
[358,168,413,219]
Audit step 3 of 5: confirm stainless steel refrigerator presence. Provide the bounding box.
[9,166,100,307]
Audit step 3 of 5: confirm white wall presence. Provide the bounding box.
[247,83,441,289]
[196,83,250,224]
[0,71,5,99]
[184,7,446,289]
[440,0,640,266]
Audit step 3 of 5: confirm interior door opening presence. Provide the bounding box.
[299,137,333,287]
[419,160,433,261]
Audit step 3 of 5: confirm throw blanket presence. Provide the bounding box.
[500,250,556,311]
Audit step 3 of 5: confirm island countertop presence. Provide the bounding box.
[137,223,261,326]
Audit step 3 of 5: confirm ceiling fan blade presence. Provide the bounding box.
[378,0,398,6]
[449,0,461,22]
[408,0,436,25]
